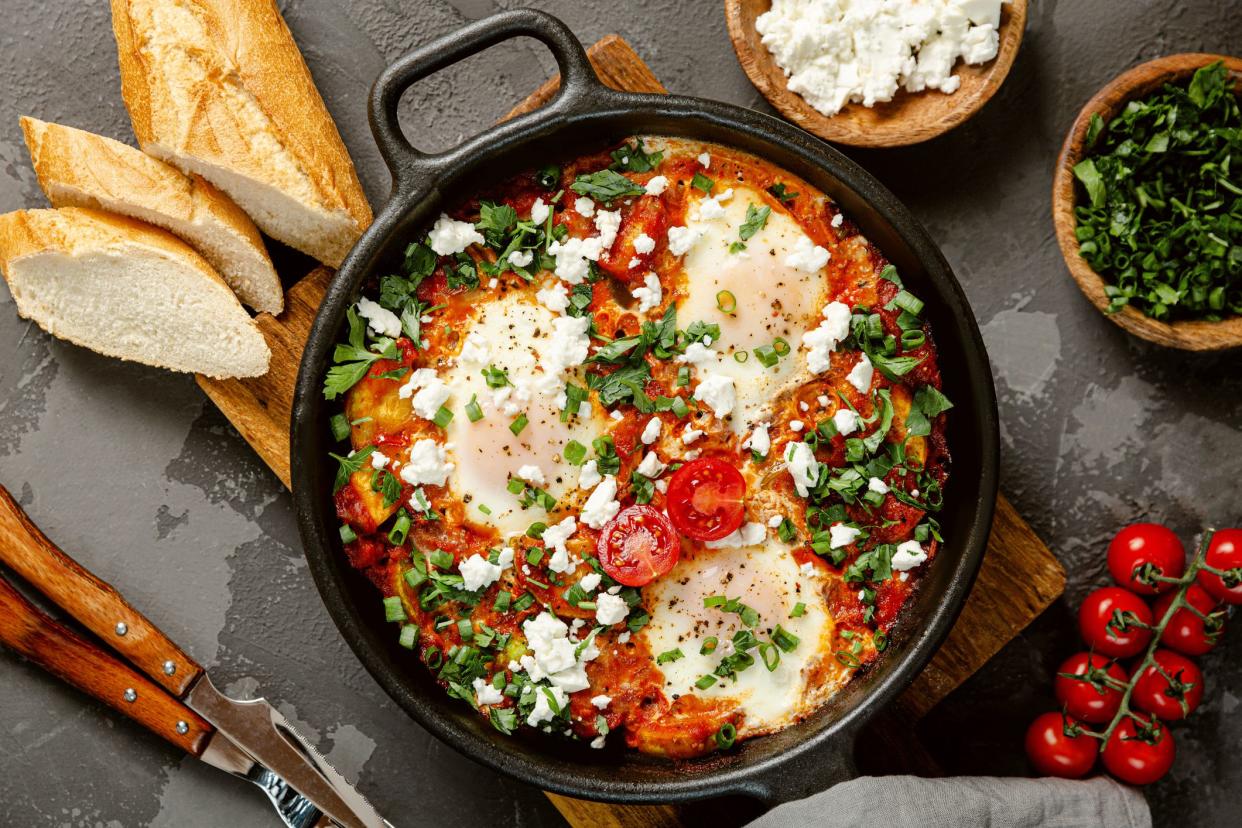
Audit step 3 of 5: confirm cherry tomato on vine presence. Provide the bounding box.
[1078,587,1153,658]
[1196,528,1242,605]
[664,457,746,541]
[1054,652,1126,723]
[1107,523,1185,595]
[596,505,680,587]
[1131,649,1204,721]
[1101,714,1176,785]
[1152,583,1224,657]
[1024,712,1097,778]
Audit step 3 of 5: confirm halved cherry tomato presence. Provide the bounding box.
[1078,586,1153,658]
[1152,583,1224,656]
[665,457,746,541]
[1024,712,1097,778]
[1131,649,1204,721]
[1101,714,1175,785]
[1053,652,1126,724]
[1196,528,1242,605]
[597,505,680,587]
[1107,523,1185,595]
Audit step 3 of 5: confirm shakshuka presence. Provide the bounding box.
[324,138,951,758]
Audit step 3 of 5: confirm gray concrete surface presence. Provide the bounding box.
[1,1,1239,826]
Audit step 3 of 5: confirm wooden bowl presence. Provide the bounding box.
[1052,53,1242,352]
[724,0,1027,147]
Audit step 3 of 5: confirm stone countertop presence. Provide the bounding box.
[1,1,1238,826]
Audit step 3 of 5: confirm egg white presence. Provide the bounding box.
[678,187,828,432]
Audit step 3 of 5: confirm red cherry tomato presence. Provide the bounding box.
[1152,583,1224,656]
[1131,649,1204,721]
[1078,587,1154,658]
[1053,652,1126,723]
[1196,528,1242,605]
[664,457,746,542]
[596,505,680,587]
[1107,523,1185,595]
[1101,714,1175,785]
[1024,712,1097,778]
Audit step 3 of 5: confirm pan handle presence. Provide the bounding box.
[369,8,600,196]
[740,732,859,805]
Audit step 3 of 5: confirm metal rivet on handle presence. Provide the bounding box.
[123,688,137,703]
[175,721,189,735]
[114,621,128,636]
[163,660,176,676]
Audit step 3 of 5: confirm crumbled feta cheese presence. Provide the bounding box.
[356,297,401,338]
[428,213,484,255]
[574,196,595,217]
[537,281,570,313]
[833,408,859,436]
[800,561,815,576]
[695,188,734,221]
[523,612,600,694]
[400,439,454,486]
[705,522,766,549]
[697,152,711,168]
[846,352,874,393]
[631,271,663,314]
[784,236,830,272]
[768,515,785,529]
[799,401,810,412]
[829,523,862,549]
[785,441,820,497]
[633,233,656,254]
[459,553,504,592]
[398,368,451,420]
[578,459,602,490]
[743,423,771,456]
[543,517,577,573]
[595,210,621,249]
[831,213,845,229]
[473,677,505,706]
[580,572,602,593]
[547,236,600,284]
[645,175,669,195]
[790,420,804,432]
[693,372,736,418]
[591,694,612,709]
[892,540,929,571]
[682,425,704,445]
[627,257,641,270]
[817,394,830,406]
[617,631,632,644]
[801,301,852,373]
[640,417,662,445]
[517,464,546,486]
[868,476,890,495]
[457,330,491,367]
[667,225,705,256]
[609,410,624,422]
[508,249,533,268]
[595,591,630,625]
[530,198,550,225]
[754,0,1004,116]
[409,488,431,513]
[636,452,666,479]
[544,315,591,376]
[590,735,607,749]
[527,684,571,726]
[370,449,390,469]
[678,341,718,369]
[580,476,621,529]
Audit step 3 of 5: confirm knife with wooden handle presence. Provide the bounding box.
[0,486,391,828]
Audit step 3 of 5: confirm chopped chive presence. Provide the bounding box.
[656,648,684,664]
[526,547,545,566]
[511,592,536,612]
[478,503,492,515]
[733,350,749,363]
[398,624,419,650]
[715,722,736,749]
[676,366,690,387]
[889,290,924,316]
[772,625,801,652]
[716,290,737,314]
[329,413,350,441]
[754,344,778,367]
[510,413,529,436]
[383,596,406,622]
[433,405,454,428]
[695,674,718,690]
[494,590,512,612]
[700,636,718,655]
[671,396,690,418]
[339,523,357,544]
[759,641,780,671]
[704,595,727,609]
[387,510,411,546]
[901,330,926,349]
[789,602,807,619]
[465,394,484,422]
[457,618,473,641]
[773,337,790,356]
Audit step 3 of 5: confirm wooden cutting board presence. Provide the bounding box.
[198,36,1066,828]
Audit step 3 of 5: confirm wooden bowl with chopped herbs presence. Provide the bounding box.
[1053,54,1242,351]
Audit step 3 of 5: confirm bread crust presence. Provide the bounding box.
[20,116,283,314]
[110,0,372,263]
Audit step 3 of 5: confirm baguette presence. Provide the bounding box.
[21,116,284,315]
[110,0,372,267]
[0,207,270,379]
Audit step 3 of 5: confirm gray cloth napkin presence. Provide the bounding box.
[747,776,1151,828]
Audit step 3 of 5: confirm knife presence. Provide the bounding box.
[0,486,391,828]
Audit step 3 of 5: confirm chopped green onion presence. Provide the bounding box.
[429,549,454,569]
[465,394,484,422]
[457,618,474,641]
[433,405,454,428]
[387,510,412,546]
[671,396,690,418]
[493,590,512,612]
[790,602,807,618]
[383,596,406,622]
[329,413,350,441]
[509,413,528,436]
[716,290,737,314]
[901,330,926,349]
[715,723,737,749]
[733,350,749,363]
[691,172,714,193]
[889,290,924,316]
[772,625,801,652]
[704,595,727,609]
[656,648,684,664]
[773,337,790,356]
[339,524,357,544]
[754,344,778,367]
[695,674,718,690]
[526,547,545,566]
[700,636,718,655]
[398,624,419,649]
[512,591,536,612]
[759,641,780,671]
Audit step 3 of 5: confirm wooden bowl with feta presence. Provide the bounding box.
[725,0,1027,148]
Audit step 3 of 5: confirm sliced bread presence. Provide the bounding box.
[21,116,284,315]
[0,207,270,379]
[110,0,372,268]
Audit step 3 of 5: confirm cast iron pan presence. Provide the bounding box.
[292,8,998,806]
